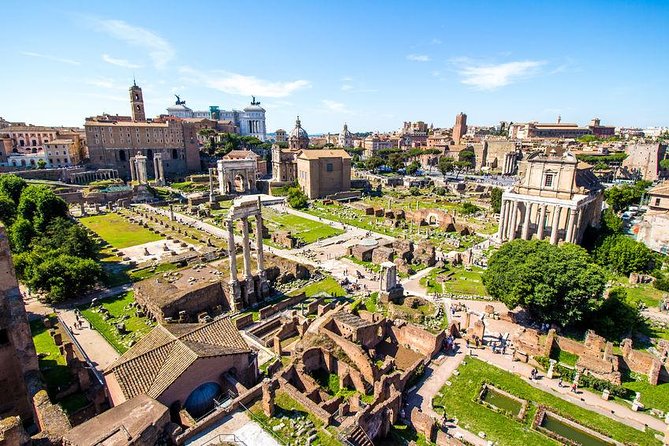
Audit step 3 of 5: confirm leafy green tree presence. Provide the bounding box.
[458,149,475,168]
[26,254,102,303]
[660,159,669,170]
[490,187,503,213]
[453,160,471,179]
[438,157,453,178]
[37,159,47,169]
[0,193,16,225]
[483,240,606,325]
[17,185,68,233]
[585,288,642,340]
[460,202,480,215]
[9,217,34,253]
[604,180,651,212]
[593,234,655,275]
[286,186,308,209]
[0,174,27,204]
[406,161,421,175]
[37,218,98,259]
[365,157,384,171]
[387,153,405,171]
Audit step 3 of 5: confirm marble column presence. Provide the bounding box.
[226,219,238,282]
[537,204,548,240]
[129,157,136,182]
[497,198,508,240]
[255,198,265,273]
[550,206,562,245]
[574,209,585,243]
[502,200,512,240]
[521,202,532,240]
[508,200,519,240]
[566,209,577,243]
[242,217,252,280]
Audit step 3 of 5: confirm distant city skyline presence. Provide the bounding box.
[1,0,668,132]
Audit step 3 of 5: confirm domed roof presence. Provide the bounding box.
[290,116,308,139]
[184,382,221,418]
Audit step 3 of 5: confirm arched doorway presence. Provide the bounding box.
[234,173,246,193]
[184,382,222,419]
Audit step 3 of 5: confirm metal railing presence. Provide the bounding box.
[57,313,104,386]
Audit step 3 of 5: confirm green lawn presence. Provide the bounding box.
[623,377,669,413]
[288,277,346,297]
[432,357,661,446]
[30,318,74,393]
[251,391,340,446]
[263,209,344,245]
[625,284,666,308]
[420,265,488,296]
[79,291,154,353]
[80,213,163,248]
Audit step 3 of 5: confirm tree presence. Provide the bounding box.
[365,157,384,172]
[0,174,27,204]
[0,193,16,225]
[483,239,606,326]
[17,185,68,233]
[37,159,47,169]
[406,161,421,175]
[460,202,480,215]
[438,157,453,178]
[9,217,34,253]
[37,218,98,259]
[585,288,642,340]
[593,234,655,276]
[453,160,471,179]
[458,149,475,168]
[490,187,503,214]
[604,180,651,212]
[387,153,405,171]
[660,159,669,171]
[286,186,308,209]
[25,254,102,303]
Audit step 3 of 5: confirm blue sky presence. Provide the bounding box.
[2,0,668,133]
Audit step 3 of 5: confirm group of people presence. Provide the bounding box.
[73,308,87,330]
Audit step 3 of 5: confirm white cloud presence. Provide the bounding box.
[102,54,141,69]
[21,51,80,65]
[341,84,353,91]
[180,67,310,98]
[322,100,348,113]
[407,54,431,62]
[453,59,545,90]
[92,19,174,69]
[431,38,442,45]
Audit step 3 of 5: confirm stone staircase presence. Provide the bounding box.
[341,425,374,446]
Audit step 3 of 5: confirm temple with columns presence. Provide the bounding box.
[497,150,604,245]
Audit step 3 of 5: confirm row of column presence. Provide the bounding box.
[226,215,265,284]
[153,153,165,186]
[129,154,148,184]
[502,152,517,175]
[497,199,583,245]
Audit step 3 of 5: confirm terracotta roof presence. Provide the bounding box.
[223,150,259,160]
[649,182,669,197]
[106,318,250,400]
[297,149,351,160]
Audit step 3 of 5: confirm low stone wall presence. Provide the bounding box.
[233,313,254,329]
[279,380,333,426]
[621,339,668,384]
[258,293,307,320]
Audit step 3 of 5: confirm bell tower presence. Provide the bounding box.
[129,79,146,122]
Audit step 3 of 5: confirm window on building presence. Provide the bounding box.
[172,149,178,159]
[326,163,333,172]
[19,140,24,147]
[655,198,661,206]
[544,173,554,187]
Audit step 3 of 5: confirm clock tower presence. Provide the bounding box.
[129,79,146,122]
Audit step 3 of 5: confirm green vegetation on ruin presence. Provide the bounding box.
[262,208,344,245]
[80,213,162,248]
[420,265,488,296]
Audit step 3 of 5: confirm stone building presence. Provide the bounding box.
[296,149,351,199]
[217,150,261,194]
[166,96,267,141]
[622,142,668,181]
[338,123,353,148]
[104,317,257,418]
[452,112,467,145]
[508,118,592,140]
[271,117,310,183]
[0,125,84,168]
[635,182,669,253]
[0,225,40,423]
[274,129,287,143]
[85,82,203,178]
[497,151,604,245]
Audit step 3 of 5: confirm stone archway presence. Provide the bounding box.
[234,173,246,193]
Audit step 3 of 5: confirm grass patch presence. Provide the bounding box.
[420,265,488,296]
[30,318,74,394]
[288,277,346,298]
[433,357,661,446]
[251,391,340,446]
[79,291,154,353]
[59,393,90,415]
[263,209,344,245]
[550,348,579,367]
[80,213,162,248]
[623,376,669,413]
[129,262,179,282]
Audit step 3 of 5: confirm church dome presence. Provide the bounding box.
[290,116,308,139]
